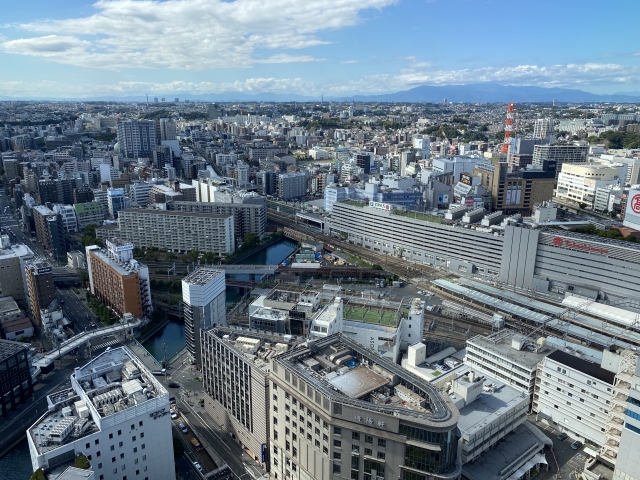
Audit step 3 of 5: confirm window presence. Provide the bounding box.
[286,441,290,451]
[140,432,144,438]
[109,434,113,439]
[352,445,360,453]
[577,416,582,420]
[98,463,102,469]
[86,443,90,449]
[111,446,115,451]
[132,436,136,442]
[364,448,372,456]
[323,434,328,442]
[377,452,385,460]
[274,417,278,425]
[119,442,123,447]
[95,439,100,445]
[97,451,101,458]
[364,435,373,444]
[274,431,279,440]
[274,446,278,454]
[334,440,342,448]
[377,439,386,447]
[141,444,145,450]
[293,447,297,458]
[333,465,341,474]
[315,440,320,448]
[131,424,135,430]
[120,453,125,459]
[274,394,278,401]
[112,457,116,463]
[133,447,138,453]
[334,427,342,435]
[139,421,143,427]
[352,432,360,440]
[323,446,328,455]
[334,452,342,460]
[118,430,122,436]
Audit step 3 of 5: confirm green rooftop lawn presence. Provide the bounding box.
[343,304,397,326]
[395,210,443,224]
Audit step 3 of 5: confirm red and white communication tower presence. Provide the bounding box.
[501,102,516,155]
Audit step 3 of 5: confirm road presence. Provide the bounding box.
[57,286,103,333]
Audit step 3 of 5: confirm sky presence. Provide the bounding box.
[0,0,639,99]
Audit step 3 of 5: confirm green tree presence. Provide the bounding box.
[184,250,199,263]
[242,232,259,250]
[173,436,185,459]
[74,454,91,469]
[30,469,46,480]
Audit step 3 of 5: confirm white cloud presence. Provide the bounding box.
[1,63,638,98]
[0,0,397,70]
[340,60,358,64]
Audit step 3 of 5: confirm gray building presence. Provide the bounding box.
[117,208,235,254]
[116,119,158,159]
[277,172,307,200]
[166,200,266,241]
[611,354,640,479]
[270,333,462,480]
[182,268,226,363]
[0,339,33,417]
[532,144,589,182]
[327,201,640,305]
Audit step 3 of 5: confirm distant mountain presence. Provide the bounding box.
[2,83,640,103]
[336,83,640,103]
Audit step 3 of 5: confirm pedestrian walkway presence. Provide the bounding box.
[90,339,120,350]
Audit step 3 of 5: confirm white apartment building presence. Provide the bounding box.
[117,209,235,254]
[74,202,105,231]
[215,153,238,166]
[533,350,615,446]
[53,205,78,233]
[236,161,249,185]
[556,163,623,206]
[27,347,175,480]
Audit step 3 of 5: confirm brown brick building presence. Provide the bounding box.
[24,260,56,328]
[86,239,151,319]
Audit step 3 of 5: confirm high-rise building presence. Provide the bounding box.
[0,240,33,308]
[53,204,78,232]
[74,202,104,231]
[27,347,175,479]
[201,327,300,469]
[270,333,462,480]
[610,353,640,478]
[182,268,226,363]
[532,144,589,182]
[0,340,33,417]
[355,153,374,175]
[236,161,249,185]
[116,119,158,159]
[32,205,69,256]
[73,186,94,204]
[277,172,306,200]
[533,118,554,141]
[117,209,235,255]
[25,260,56,327]
[86,239,151,319]
[158,119,177,141]
[107,188,130,219]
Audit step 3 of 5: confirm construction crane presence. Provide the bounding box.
[501,102,516,155]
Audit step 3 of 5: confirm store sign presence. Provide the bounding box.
[37,267,52,274]
[460,174,473,186]
[552,236,609,255]
[369,201,391,211]
[631,194,640,215]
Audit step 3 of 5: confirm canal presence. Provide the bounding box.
[141,238,298,362]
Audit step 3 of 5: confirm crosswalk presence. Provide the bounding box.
[91,340,119,350]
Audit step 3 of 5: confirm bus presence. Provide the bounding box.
[190,437,203,451]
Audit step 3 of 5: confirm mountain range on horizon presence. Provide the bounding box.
[2,83,640,103]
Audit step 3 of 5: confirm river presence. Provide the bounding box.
[1,238,299,475]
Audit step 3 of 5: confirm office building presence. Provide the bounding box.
[532,144,589,182]
[465,330,552,396]
[201,327,300,468]
[472,161,555,215]
[116,119,158,159]
[533,350,614,447]
[33,205,69,255]
[0,339,33,417]
[182,268,226,363]
[400,150,415,176]
[556,163,622,207]
[25,260,56,328]
[355,153,374,175]
[27,347,175,479]
[107,188,130,219]
[73,187,94,205]
[611,352,640,478]
[74,202,104,231]
[327,201,640,304]
[0,241,33,307]
[277,172,306,200]
[165,200,266,241]
[53,205,78,233]
[86,239,151,319]
[269,333,462,480]
[117,209,235,254]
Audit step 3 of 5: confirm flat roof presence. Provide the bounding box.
[328,368,389,399]
[467,330,551,370]
[0,339,28,360]
[547,350,615,385]
[183,267,224,286]
[119,208,231,219]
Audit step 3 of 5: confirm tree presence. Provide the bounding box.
[165,252,177,261]
[173,436,185,459]
[242,232,259,250]
[184,250,199,263]
[579,202,588,210]
[30,469,46,480]
[74,454,91,469]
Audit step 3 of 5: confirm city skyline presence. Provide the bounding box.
[1,0,639,99]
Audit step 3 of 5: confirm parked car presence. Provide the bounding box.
[179,422,188,434]
[194,462,203,472]
[557,433,568,441]
[168,382,180,388]
[170,410,178,420]
[571,441,583,450]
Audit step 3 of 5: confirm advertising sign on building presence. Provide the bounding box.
[460,174,473,186]
[437,194,449,204]
[368,201,391,211]
[465,197,474,207]
[623,188,640,230]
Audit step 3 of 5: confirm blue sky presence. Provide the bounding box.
[0,0,638,98]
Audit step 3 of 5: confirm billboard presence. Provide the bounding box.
[460,174,473,186]
[437,194,449,204]
[465,197,474,207]
[505,189,521,206]
[369,201,391,211]
[623,188,640,230]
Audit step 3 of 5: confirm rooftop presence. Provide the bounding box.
[119,208,231,219]
[467,330,551,370]
[183,267,224,286]
[0,339,29,361]
[29,347,167,455]
[0,296,21,317]
[55,466,94,480]
[547,350,615,385]
[275,333,459,426]
[87,246,145,277]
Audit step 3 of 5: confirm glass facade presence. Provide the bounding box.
[399,424,457,474]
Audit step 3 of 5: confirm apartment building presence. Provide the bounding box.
[277,172,306,200]
[74,202,104,231]
[181,268,226,364]
[249,146,287,161]
[86,239,151,319]
[27,347,175,480]
[269,333,462,480]
[33,205,68,255]
[532,144,589,182]
[611,353,640,479]
[53,204,78,232]
[117,209,235,255]
[25,260,56,328]
[165,200,266,241]
[116,119,158,159]
[0,240,33,307]
[201,327,300,469]
[465,330,552,396]
[533,350,615,446]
